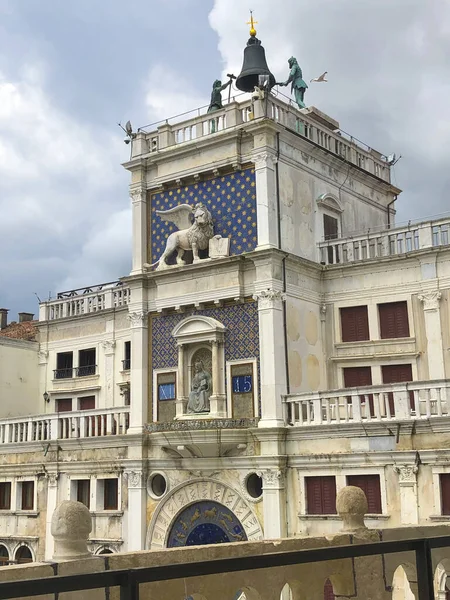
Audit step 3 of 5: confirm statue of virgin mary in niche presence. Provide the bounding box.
[187,360,212,413]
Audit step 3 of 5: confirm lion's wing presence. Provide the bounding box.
[155,204,193,231]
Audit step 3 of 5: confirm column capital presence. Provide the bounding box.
[261,468,286,489]
[101,339,116,355]
[125,470,145,489]
[252,151,277,170]
[130,188,147,204]
[394,464,418,485]
[38,350,49,365]
[418,290,442,311]
[253,289,286,310]
[127,311,148,328]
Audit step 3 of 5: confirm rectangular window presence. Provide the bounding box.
[378,301,410,339]
[343,366,374,416]
[76,480,91,509]
[441,474,450,515]
[103,479,118,510]
[122,341,131,371]
[56,398,72,413]
[305,476,337,515]
[77,348,96,377]
[346,475,382,514]
[340,306,370,342]
[381,363,414,415]
[324,214,339,264]
[55,352,73,379]
[0,482,11,510]
[21,481,34,510]
[157,373,176,401]
[79,396,95,411]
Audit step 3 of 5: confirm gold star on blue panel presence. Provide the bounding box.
[150,168,257,263]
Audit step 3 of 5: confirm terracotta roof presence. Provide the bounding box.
[0,320,38,342]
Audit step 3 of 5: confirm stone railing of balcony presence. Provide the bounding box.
[39,281,131,321]
[134,93,391,182]
[0,407,130,443]
[283,379,450,427]
[318,217,450,266]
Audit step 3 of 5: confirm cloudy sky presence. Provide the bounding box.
[1,0,449,318]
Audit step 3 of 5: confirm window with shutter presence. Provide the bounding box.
[378,302,410,339]
[381,364,414,414]
[324,215,339,263]
[440,474,450,515]
[305,476,337,514]
[347,475,382,513]
[340,306,370,342]
[343,366,374,416]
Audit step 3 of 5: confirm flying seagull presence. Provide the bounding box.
[310,72,328,83]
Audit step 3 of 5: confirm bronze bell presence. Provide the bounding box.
[236,35,275,93]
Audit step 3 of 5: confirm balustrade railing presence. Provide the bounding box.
[136,95,390,181]
[319,218,450,265]
[284,380,450,427]
[53,365,97,379]
[0,407,130,443]
[40,282,130,321]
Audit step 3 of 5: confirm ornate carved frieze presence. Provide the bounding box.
[253,289,286,309]
[145,418,258,433]
[101,340,116,355]
[394,464,418,485]
[127,311,148,328]
[418,291,442,311]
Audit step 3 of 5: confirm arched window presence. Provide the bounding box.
[316,194,343,264]
[0,545,9,566]
[324,579,335,600]
[15,545,32,564]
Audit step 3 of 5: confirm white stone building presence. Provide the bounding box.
[3,30,450,574]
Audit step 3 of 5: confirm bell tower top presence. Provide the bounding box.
[246,11,258,38]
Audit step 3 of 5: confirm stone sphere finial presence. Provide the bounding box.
[51,500,92,561]
[336,486,368,532]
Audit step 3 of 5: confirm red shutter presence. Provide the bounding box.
[340,306,369,342]
[441,474,450,515]
[379,302,409,339]
[347,475,382,514]
[56,398,72,413]
[381,364,414,413]
[306,477,336,514]
[79,396,95,410]
[343,367,374,415]
[324,579,335,600]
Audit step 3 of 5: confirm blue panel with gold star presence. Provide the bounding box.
[167,501,247,547]
[150,168,257,264]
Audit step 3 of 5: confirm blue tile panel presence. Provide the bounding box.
[167,501,247,547]
[150,169,257,264]
[151,302,259,371]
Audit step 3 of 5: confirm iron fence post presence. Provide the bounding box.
[415,539,434,600]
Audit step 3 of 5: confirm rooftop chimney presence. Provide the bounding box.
[18,312,34,323]
[0,309,8,330]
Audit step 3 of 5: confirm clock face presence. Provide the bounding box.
[158,383,175,400]
[232,375,252,394]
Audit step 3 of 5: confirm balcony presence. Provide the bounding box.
[319,217,450,266]
[121,358,130,371]
[284,379,450,427]
[40,281,131,322]
[53,365,97,379]
[133,93,391,183]
[0,407,130,443]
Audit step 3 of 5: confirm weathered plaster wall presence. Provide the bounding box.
[0,339,39,418]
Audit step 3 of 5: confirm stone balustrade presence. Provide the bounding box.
[0,407,129,443]
[135,95,390,182]
[39,281,130,321]
[318,217,450,265]
[283,379,450,427]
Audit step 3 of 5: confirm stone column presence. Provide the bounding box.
[125,470,147,551]
[394,464,419,524]
[262,469,286,538]
[130,188,147,276]
[253,289,287,427]
[176,344,187,417]
[209,340,226,418]
[418,291,445,379]
[253,152,279,250]
[44,474,59,560]
[127,311,148,433]
[101,340,116,409]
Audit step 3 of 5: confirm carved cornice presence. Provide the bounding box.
[418,291,442,311]
[127,311,148,328]
[253,289,286,309]
[394,464,418,484]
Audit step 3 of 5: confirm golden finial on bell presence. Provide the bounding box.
[246,10,258,37]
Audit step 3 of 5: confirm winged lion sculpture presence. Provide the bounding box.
[146,203,214,270]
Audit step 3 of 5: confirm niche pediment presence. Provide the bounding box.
[172,316,226,344]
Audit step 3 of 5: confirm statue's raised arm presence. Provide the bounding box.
[277,56,308,109]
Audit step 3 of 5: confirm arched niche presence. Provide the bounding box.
[172,316,227,418]
[14,544,33,564]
